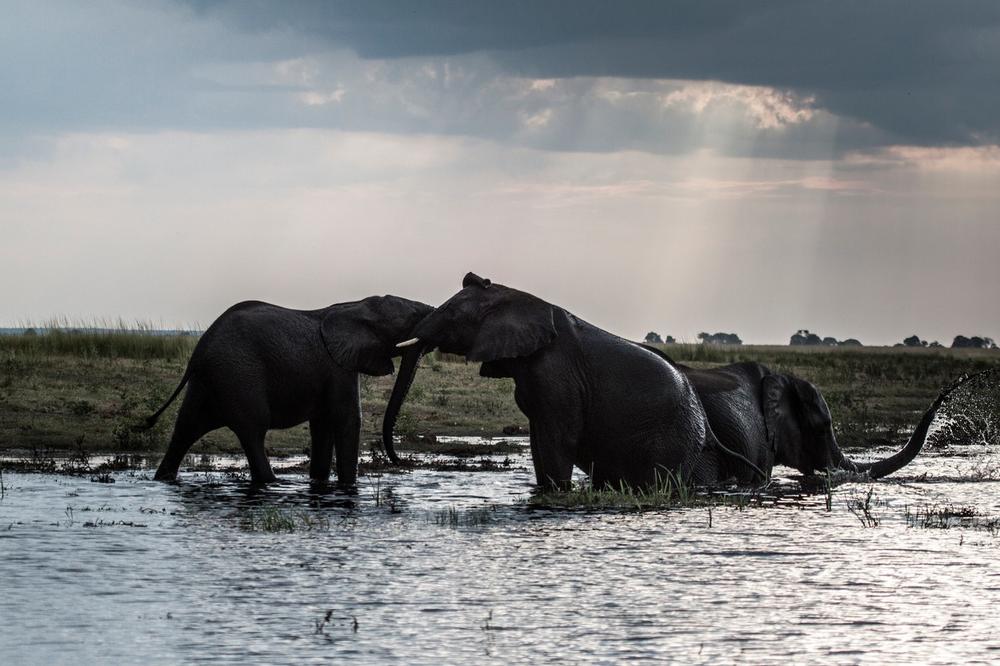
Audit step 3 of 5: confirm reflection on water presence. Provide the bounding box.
[4,445,1000,664]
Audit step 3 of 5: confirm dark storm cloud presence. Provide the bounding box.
[184,0,1000,147]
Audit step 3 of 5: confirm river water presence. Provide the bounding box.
[3,442,1000,664]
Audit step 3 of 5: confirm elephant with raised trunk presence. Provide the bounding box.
[382,273,752,490]
[642,351,971,483]
[148,296,433,483]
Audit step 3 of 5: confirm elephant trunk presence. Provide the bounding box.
[838,374,974,479]
[381,345,426,464]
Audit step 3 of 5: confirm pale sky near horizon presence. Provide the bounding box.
[2,1,998,345]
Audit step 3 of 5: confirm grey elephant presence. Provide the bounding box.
[642,351,970,483]
[147,296,433,483]
[382,273,751,490]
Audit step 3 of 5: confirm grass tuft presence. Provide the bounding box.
[239,506,330,532]
[431,505,498,527]
[903,504,1000,533]
[527,471,757,512]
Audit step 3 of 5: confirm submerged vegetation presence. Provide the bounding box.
[239,506,331,532]
[0,327,997,456]
[527,472,771,512]
[904,504,1000,533]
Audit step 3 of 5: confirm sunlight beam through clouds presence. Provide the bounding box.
[2,126,998,344]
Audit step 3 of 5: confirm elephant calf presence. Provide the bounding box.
[147,296,432,483]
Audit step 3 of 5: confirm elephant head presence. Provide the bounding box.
[320,295,434,377]
[763,372,964,478]
[382,273,557,462]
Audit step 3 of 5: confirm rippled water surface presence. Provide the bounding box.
[4,443,1000,664]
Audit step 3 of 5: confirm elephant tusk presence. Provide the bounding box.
[396,337,420,348]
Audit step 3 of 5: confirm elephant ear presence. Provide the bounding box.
[788,377,833,437]
[320,299,395,376]
[762,374,795,452]
[466,293,557,363]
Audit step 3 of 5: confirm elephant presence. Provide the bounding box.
[381,272,756,490]
[640,350,970,483]
[146,296,433,483]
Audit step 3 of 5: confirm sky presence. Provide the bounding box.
[1,1,998,345]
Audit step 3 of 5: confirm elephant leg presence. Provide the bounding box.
[153,387,216,481]
[308,417,335,482]
[332,402,361,486]
[234,427,276,483]
[330,375,361,486]
[528,420,576,490]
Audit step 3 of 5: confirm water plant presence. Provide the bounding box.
[240,506,330,532]
[527,471,757,512]
[432,505,498,527]
[903,504,1000,533]
[845,486,882,527]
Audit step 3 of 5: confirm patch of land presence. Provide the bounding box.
[0,331,997,458]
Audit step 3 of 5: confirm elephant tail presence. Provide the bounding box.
[136,366,192,431]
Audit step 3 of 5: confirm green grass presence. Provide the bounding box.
[1,330,997,457]
[4,320,197,360]
[527,471,757,511]
[239,506,331,532]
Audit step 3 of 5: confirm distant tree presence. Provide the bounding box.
[928,341,943,348]
[839,338,863,347]
[664,335,676,344]
[698,332,742,345]
[902,335,927,348]
[22,327,37,337]
[821,336,839,346]
[790,329,823,346]
[952,335,998,349]
[643,331,663,344]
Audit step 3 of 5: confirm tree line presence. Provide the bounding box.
[643,328,997,349]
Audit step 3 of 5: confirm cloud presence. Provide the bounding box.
[4,1,996,162]
[182,0,1000,148]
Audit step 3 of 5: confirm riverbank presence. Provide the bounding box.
[1,332,997,457]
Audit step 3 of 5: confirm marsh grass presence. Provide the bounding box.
[1,320,197,360]
[240,506,331,532]
[527,471,759,512]
[1,329,997,456]
[845,486,883,527]
[903,504,1000,534]
[432,505,498,527]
